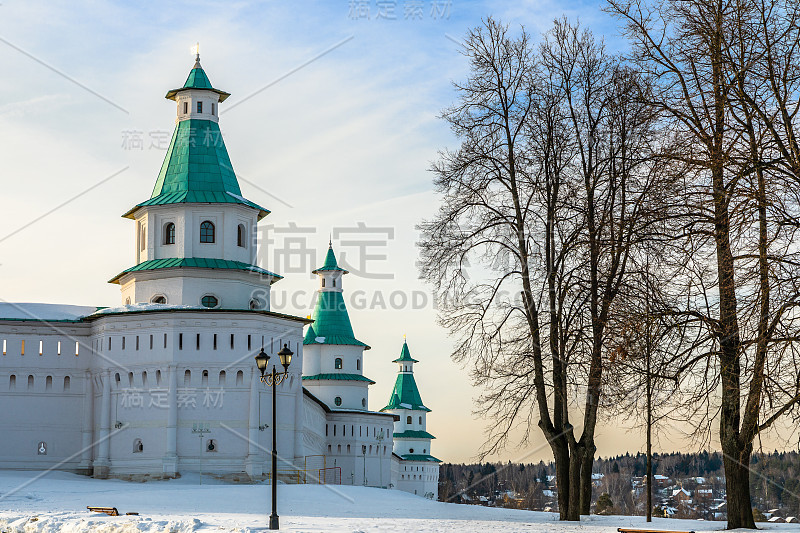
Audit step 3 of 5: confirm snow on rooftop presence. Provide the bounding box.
[0,303,98,321]
[90,303,203,316]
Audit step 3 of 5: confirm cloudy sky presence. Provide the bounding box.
[1,0,772,464]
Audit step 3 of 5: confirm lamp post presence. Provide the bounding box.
[255,343,293,531]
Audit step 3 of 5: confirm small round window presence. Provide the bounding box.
[334,396,342,406]
[409,448,415,453]
[201,295,219,308]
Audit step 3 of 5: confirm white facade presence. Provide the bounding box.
[0,55,439,498]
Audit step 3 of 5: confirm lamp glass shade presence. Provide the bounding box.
[254,348,269,375]
[277,343,293,369]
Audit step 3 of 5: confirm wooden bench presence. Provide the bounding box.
[618,528,695,533]
[87,506,119,516]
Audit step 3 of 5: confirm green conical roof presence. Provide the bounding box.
[183,64,213,90]
[303,290,369,349]
[393,340,419,363]
[165,57,230,101]
[123,59,268,220]
[313,245,349,273]
[382,371,430,412]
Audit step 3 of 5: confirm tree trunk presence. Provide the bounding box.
[722,445,755,529]
[566,442,584,521]
[548,435,572,520]
[580,441,595,515]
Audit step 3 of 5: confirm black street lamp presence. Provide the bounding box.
[255,343,293,530]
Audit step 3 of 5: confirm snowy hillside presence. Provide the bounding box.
[0,471,795,532]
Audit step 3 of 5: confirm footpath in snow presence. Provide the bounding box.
[0,471,794,532]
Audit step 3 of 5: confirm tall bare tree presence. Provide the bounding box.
[607,0,800,527]
[419,18,664,520]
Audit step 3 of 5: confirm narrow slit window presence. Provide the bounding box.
[179,333,183,350]
[164,333,167,348]
[183,101,188,114]
[196,333,200,350]
[75,341,79,356]
[57,341,61,356]
[197,101,203,113]
[150,335,153,350]
[39,340,43,356]
[21,340,25,356]
[211,102,216,115]
[2,339,5,355]
[230,334,234,349]
[213,334,217,350]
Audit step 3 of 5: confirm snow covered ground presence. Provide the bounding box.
[0,471,795,532]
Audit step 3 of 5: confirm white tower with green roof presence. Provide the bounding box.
[302,244,373,409]
[383,340,441,498]
[111,52,280,310]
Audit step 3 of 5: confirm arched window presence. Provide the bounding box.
[164,223,176,245]
[236,370,243,385]
[125,297,131,305]
[151,295,166,304]
[249,298,262,310]
[133,438,143,453]
[63,376,70,391]
[202,370,208,386]
[219,370,226,385]
[334,396,342,406]
[237,224,246,247]
[334,357,343,369]
[28,375,34,390]
[201,295,218,308]
[184,369,191,386]
[45,376,52,390]
[407,416,412,424]
[9,374,15,390]
[200,221,215,243]
[206,439,217,452]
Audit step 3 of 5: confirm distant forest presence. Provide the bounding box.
[439,450,800,515]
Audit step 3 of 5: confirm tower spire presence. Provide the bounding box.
[194,42,201,67]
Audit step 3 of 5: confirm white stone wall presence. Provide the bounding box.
[396,460,440,499]
[119,269,272,310]
[0,321,93,471]
[324,412,394,487]
[132,204,259,267]
[174,89,222,124]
